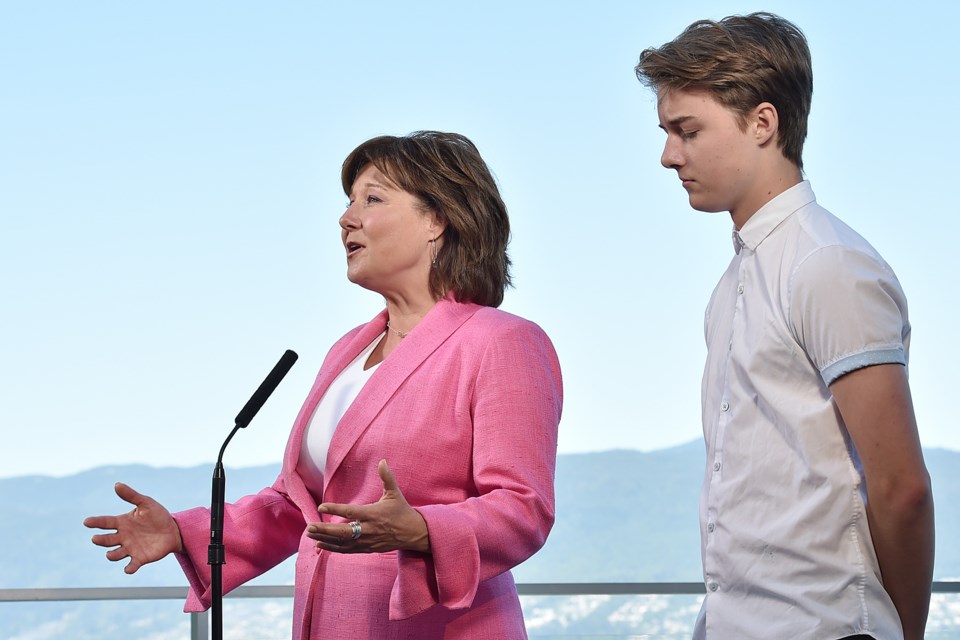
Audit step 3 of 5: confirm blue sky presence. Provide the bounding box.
[2,1,958,479]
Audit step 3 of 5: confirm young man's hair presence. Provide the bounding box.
[635,12,812,169]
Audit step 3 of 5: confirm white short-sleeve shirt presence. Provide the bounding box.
[695,181,909,639]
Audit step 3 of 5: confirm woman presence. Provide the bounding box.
[84,131,563,638]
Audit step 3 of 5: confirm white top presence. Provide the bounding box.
[296,334,383,502]
[694,181,909,640]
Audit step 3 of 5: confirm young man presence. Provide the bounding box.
[635,13,934,640]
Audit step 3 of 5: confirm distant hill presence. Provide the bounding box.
[1,443,958,638]
[520,442,705,583]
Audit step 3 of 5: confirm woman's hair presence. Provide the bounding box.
[341,131,512,308]
[635,12,812,169]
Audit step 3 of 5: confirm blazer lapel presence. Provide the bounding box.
[323,294,480,489]
[280,308,390,511]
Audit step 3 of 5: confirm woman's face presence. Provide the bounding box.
[339,164,442,298]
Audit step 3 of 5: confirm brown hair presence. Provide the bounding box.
[341,131,511,308]
[635,12,812,169]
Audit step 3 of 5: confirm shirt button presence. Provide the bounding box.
[720,401,729,412]
[709,582,719,592]
[737,283,744,294]
[713,461,721,472]
[707,522,715,533]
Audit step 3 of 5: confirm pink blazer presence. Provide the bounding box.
[173,294,563,639]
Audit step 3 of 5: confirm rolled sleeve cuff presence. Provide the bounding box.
[389,504,480,620]
[821,347,906,386]
[172,506,215,612]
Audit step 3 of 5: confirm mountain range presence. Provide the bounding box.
[2,442,958,638]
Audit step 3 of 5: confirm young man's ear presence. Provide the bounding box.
[753,102,780,146]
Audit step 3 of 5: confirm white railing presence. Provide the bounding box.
[2,582,958,639]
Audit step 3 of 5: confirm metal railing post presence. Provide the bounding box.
[191,610,209,640]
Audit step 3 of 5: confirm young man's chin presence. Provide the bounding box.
[687,196,727,215]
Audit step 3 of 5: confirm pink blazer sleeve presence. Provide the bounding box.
[389,312,562,619]
[172,476,305,612]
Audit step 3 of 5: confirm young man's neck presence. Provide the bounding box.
[730,162,803,230]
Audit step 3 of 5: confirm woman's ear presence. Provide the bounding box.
[426,212,448,240]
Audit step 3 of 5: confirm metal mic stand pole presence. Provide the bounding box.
[209,424,240,640]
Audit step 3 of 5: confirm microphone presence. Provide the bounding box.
[234,349,299,429]
[209,348,298,640]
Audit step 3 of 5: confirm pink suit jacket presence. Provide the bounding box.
[173,294,563,639]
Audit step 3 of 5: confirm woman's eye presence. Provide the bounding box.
[366,195,382,204]
[681,130,698,140]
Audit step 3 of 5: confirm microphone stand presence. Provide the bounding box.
[207,349,298,640]
[208,427,236,640]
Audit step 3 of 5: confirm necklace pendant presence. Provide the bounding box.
[386,320,407,339]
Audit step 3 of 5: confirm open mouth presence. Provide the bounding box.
[346,242,364,257]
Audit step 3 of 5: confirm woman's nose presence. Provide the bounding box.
[339,205,360,231]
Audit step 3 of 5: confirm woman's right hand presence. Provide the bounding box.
[83,482,183,574]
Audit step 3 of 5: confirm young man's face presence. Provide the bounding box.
[657,88,764,224]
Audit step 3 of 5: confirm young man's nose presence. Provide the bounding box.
[661,139,683,169]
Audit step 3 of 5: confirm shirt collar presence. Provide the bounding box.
[732,180,816,253]
[732,228,745,254]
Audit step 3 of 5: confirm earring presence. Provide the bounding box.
[429,239,438,266]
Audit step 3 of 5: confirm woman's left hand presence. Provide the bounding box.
[307,459,430,554]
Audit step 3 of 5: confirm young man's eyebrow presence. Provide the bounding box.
[662,115,694,128]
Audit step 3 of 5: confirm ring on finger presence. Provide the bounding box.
[349,521,362,540]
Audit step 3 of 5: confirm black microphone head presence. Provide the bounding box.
[234,349,298,428]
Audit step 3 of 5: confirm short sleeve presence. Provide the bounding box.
[788,244,909,386]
